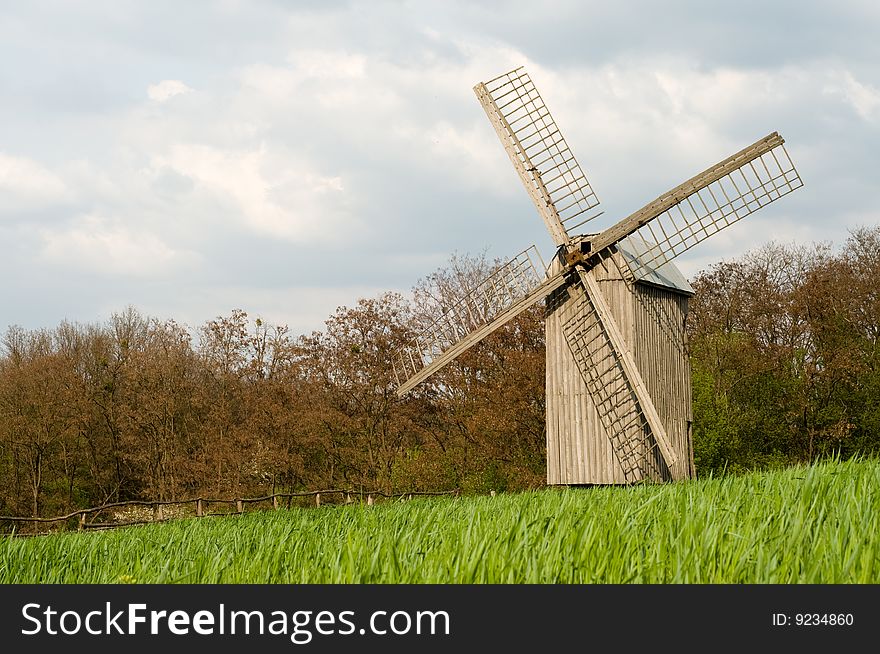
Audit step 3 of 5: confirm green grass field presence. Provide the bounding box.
[2,458,877,583]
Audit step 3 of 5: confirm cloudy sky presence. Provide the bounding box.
[1,1,878,337]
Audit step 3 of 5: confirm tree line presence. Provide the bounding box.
[1,227,878,518]
[689,226,880,473]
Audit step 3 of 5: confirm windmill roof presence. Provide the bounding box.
[616,236,695,296]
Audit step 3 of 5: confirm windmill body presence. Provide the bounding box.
[546,237,694,484]
[393,67,803,485]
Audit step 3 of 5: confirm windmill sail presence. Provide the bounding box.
[474,67,602,246]
[394,246,566,396]
[593,133,803,278]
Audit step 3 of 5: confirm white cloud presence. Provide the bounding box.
[535,61,803,175]
[0,152,70,212]
[154,143,351,241]
[39,214,198,277]
[825,71,880,121]
[147,79,193,102]
[286,50,367,80]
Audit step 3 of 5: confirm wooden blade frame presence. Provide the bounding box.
[475,67,602,247]
[593,133,803,277]
[562,268,681,481]
[395,246,566,396]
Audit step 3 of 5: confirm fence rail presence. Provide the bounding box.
[0,488,460,536]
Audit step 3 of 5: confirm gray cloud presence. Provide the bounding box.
[0,1,877,337]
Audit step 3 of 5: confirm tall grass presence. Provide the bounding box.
[2,458,877,583]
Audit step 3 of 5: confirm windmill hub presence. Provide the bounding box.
[560,238,592,269]
[393,67,803,485]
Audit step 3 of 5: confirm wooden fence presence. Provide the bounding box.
[0,488,460,536]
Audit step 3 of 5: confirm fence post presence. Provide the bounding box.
[236,500,243,514]
[273,495,279,510]
[196,499,203,517]
[78,513,86,531]
[315,493,321,508]
[367,494,373,506]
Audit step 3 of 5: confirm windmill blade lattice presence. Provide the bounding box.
[474,67,603,245]
[601,134,803,279]
[394,246,566,395]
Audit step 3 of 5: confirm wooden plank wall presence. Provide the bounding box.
[632,284,694,482]
[545,249,694,484]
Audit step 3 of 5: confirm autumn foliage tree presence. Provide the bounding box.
[689,227,880,473]
[1,227,879,521]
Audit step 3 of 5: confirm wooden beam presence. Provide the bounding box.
[577,269,682,477]
[396,269,569,396]
[591,132,784,254]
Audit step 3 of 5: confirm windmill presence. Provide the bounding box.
[393,67,803,484]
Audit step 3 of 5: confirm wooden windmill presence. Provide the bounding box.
[393,67,803,484]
